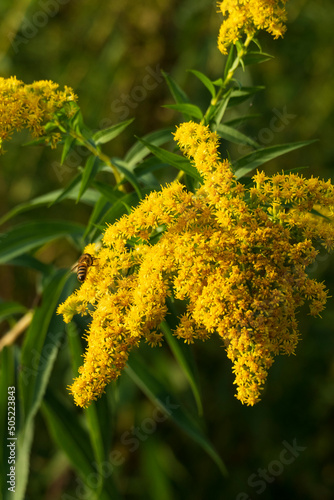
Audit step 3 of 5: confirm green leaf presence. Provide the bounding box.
[67,324,115,490]
[234,140,317,179]
[112,158,143,199]
[70,108,85,134]
[125,128,174,167]
[48,171,82,207]
[0,346,17,500]
[283,166,310,175]
[141,440,175,500]
[235,40,245,71]
[0,184,98,226]
[19,270,68,420]
[138,138,202,181]
[9,254,54,274]
[228,86,265,107]
[15,270,68,500]
[134,156,169,177]
[91,189,152,230]
[92,118,134,145]
[213,89,233,127]
[126,356,227,476]
[224,45,235,81]
[61,134,77,165]
[0,220,85,264]
[92,181,123,203]
[216,123,260,148]
[161,69,189,104]
[77,156,100,202]
[0,301,27,321]
[163,103,203,121]
[188,70,216,98]
[22,136,50,147]
[42,391,96,480]
[224,114,261,128]
[83,194,110,239]
[160,321,203,416]
[42,390,120,500]
[243,51,274,66]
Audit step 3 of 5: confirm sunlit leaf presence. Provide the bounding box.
[93,118,134,145]
[138,138,202,181]
[0,221,85,264]
[188,69,216,98]
[234,140,317,178]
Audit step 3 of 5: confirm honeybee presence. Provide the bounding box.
[72,253,95,282]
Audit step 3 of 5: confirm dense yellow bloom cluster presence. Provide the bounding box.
[58,121,334,408]
[217,0,288,54]
[0,76,77,152]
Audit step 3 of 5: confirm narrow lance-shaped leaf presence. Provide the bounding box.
[92,118,134,145]
[42,389,120,500]
[228,86,265,108]
[126,355,228,476]
[0,301,27,321]
[83,194,110,239]
[61,134,77,165]
[66,323,115,494]
[0,220,85,264]
[15,271,69,500]
[163,103,203,121]
[234,140,317,179]
[224,45,235,81]
[90,189,152,231]
[0,347,17,500]
[160,321,203,416]
[161,70,192,122]
[188,69,216,99]
[242,51,274,66]
[0,179,98,225]
[213,88,233,127]
[161,69,190,104]
[77,155,100,202]
[112,158,143,200]
[48,171,82,207]
[138,138,202,181]
[125,127,174,167]
[216,123,260,148]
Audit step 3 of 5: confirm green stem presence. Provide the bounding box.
[55,120,125,189]
[202,35,253,125]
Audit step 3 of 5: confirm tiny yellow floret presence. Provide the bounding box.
[217,0,288,54]
[0,76,77,153]
[58,121,334,408]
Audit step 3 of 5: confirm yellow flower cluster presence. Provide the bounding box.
[58,121,334,408]
[217,0,288,54]
[0,76,77,153]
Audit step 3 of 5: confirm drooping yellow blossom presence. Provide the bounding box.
[58,122,334,408]
[217,0,288,54]
[0,76,77,153]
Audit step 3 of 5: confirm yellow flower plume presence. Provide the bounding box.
[58,122,334,408]
[0,76,77,153]
[217,0,288,54]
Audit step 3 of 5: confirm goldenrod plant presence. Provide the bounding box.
[0,77,77,152]
[0,1,333,499]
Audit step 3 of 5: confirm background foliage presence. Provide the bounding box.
[0,0,334,499]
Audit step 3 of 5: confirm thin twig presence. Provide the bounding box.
[0,310,33,351]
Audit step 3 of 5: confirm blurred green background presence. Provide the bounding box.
[0,0,334,499]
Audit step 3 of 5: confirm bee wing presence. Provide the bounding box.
[71,262,78,273]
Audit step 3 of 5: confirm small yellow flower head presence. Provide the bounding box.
[217,0,288,54]
[0,76,77,153]
[58,121,334,408]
